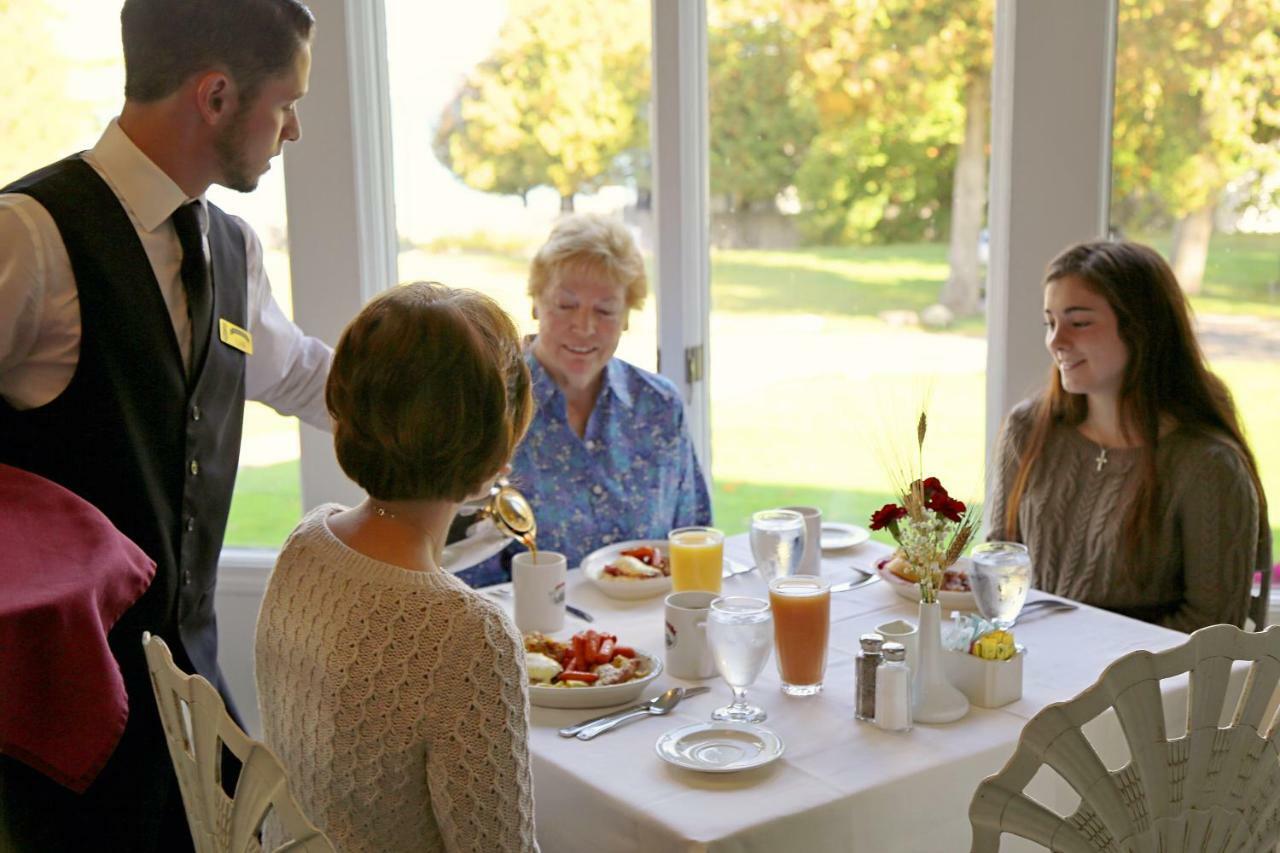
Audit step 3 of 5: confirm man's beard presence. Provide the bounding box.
[214,105,260,193]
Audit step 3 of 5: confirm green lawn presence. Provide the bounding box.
[226,234,1280,556]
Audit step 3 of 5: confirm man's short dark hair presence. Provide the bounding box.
[121,0,315,103]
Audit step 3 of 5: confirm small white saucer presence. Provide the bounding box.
[655,722,784,773]
[820,522,870,551]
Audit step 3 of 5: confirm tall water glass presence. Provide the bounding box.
[706,596,773,723]
[970,542,1032,629]
[750,509,805,583]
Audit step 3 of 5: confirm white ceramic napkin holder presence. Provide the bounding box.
[942,647,1024,708]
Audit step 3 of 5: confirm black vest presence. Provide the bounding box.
[0,156,247,686]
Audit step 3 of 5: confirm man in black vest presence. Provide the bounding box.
[0,1,331,849]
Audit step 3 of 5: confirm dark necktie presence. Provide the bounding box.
[171,201,212,380]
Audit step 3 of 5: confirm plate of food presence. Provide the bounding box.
[874,553,977,611]
[525,629,663,709]
[581,540,673,600]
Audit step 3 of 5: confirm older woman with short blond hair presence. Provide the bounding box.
[460,214,711,586]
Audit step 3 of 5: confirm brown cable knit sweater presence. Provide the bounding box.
[989,399,1271,632]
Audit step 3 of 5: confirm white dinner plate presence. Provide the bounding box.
[875,556,978,612]
[820,522,871,551]
[528,651,663,709]
[655,722,784,773]
[581,540,750,598]
[581,540,673,600]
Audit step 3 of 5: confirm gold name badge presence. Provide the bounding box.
[218,318,253,355]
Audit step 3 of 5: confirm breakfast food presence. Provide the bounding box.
[884,551,971,592]
[603,546,669,579]
[524,629,650,687]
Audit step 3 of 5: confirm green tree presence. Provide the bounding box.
[0,0,114,181]
[432,0,649,212]
[1112,0,1280,294]
[787,0,992,314]
[708,10,818,221]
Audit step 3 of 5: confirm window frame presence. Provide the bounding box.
[222,0,1120,562]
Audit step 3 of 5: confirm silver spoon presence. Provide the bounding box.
[575,687,686,740]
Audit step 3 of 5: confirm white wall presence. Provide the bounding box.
[214,555,273,737]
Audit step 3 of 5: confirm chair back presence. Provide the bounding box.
[141,632,333,853]
[970,624,1280,852]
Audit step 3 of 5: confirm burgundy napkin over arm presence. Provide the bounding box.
[0,463,156,792]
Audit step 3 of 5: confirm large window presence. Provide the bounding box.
[383,0,657,372]
[706,2,993,536]
[0,1,301,548]
[1111,0,1280,548]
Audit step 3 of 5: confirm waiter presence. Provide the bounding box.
[0,1,330,849]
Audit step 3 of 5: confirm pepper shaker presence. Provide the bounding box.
[855,633,884,721]
[875,641,912,732]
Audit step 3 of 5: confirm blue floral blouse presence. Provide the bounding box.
[458,354,712,587]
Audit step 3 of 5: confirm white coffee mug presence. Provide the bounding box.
[664,590,717,680]
[512,551,567,633]
[876,618,919,677]
[782,505,823,575]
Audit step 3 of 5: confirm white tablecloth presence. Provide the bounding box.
[506,536,1191,852]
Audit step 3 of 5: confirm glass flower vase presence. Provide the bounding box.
[912,599,969,723]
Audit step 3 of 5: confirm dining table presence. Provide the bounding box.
[494,533,1196,852]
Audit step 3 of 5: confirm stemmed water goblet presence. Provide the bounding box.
[705,596,773,723]
[969,541,1032,629]
[749,509,805,584]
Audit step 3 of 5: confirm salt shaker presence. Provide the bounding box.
[875,641,912,732]
[855,633,884,721]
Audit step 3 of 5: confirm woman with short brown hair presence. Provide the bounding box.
[256,282,539,852]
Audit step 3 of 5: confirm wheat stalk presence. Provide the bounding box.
[944,517,978,567]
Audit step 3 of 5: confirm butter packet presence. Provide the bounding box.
[970,629,1017,661]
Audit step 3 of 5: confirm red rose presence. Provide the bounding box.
[937,496,966,522]
[870,503,907,531]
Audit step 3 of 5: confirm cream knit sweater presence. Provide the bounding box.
[255,505,538,852]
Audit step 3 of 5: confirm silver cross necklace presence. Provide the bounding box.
[1094,447,1109,472]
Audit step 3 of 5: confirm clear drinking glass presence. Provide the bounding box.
[970,541,1032,629]
[769,576,830,696]
[749,509,805,583]
[706,596,773,723]
[669,526,725,594]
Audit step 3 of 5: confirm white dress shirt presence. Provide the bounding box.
[0,120,331,429]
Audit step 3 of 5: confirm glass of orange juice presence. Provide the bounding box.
[668,526,724,593]
[768,576,830,696]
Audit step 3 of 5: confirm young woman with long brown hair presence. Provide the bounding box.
[988,240,1270,632]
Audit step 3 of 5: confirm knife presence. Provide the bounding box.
[566,603,594,623]
[558,686,710,738]
[829,569,881,594]
[487,586,593,622]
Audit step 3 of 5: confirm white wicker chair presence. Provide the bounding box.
[141,633,333,853]
[970,624,1280,852]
